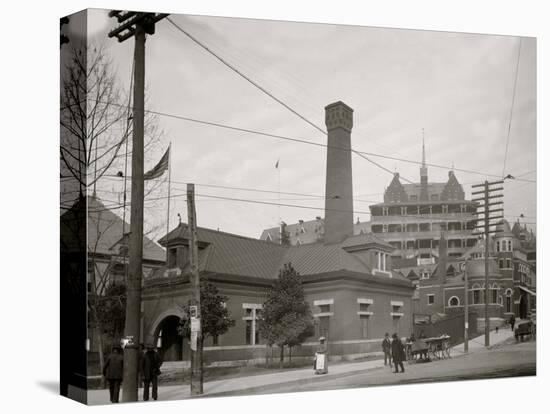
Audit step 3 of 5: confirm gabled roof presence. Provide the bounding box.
[66,195,166,262]
[341,232,394,251]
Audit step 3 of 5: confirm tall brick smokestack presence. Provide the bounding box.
[324,101,354,244]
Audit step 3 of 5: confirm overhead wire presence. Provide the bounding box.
[165,16,413,183]
[501,37,522,179]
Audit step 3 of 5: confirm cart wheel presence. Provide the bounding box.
[444,341,451,359]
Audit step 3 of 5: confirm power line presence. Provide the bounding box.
[166,16,326,136]
[165,17,412,183]
[502,37,522,178]
[91,99,535,184]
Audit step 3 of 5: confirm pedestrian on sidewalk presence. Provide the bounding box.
[141,344,162,401]
[391,333,405,373]
[510,314,516,332]
[103,345,123,403]
[382,333,392,366]
[314,337,329,375]
[141,344,163,401]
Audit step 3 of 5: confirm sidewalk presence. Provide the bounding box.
[87,328,515,404]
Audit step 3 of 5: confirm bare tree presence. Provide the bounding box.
[60,44,164,202]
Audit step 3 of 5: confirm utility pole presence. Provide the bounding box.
[187,183,203,395]
[472,180,504,347]
[108,11,168,402]
[463,258,469,353]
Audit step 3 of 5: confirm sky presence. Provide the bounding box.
[65,9,536,240]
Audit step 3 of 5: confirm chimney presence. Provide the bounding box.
[324,101,354,244]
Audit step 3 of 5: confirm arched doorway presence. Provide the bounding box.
[519,294,528,319]
[155,315,185,361]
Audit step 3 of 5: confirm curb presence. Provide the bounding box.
[204,364,390,397]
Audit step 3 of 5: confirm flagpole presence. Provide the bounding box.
[166,142,172,264]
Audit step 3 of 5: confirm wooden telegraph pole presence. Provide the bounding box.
[471,180,504,348]
[187,184,203,395]
[463,258,469,353]
[108,11,168,402]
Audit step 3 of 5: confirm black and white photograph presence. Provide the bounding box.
[5,1,550,413]
[57,7,539,405]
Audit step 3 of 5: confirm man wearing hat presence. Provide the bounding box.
[141,344,163,401]
[381,333,392,367]
[103,345,124,403]
[391,333,405,373]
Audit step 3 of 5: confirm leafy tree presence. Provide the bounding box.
[260,263,315,368]
[178,280,236,341]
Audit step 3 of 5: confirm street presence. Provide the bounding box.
[256,340,535,395]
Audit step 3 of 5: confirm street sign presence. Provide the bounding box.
[189,305,198,318]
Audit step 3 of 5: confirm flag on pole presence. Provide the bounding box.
[275,158,279,169]
[144,146,170,180]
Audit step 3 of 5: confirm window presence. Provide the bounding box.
[427,294,435,305]
[491,287,498,304]
[499,259,504,269]
[382,207,389,216]
[506,259,512,269]
[448,296,460,307]
[505,289,512,313]
[318,316,330,339]
[212,335,219,346]
[508,240,512,251]
[360,315,369,339]
[472,284,482,305]
[421,270,430,280]
[442,205,448,214]
[496,241,500,252]
[319,304,330,313]
[410,195,418,201]
[242,304,262,345]
[375,252,388,271]
[431,194,439,201]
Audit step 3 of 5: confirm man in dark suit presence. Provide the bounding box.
[381,333,392,366]
[141,344,163,401]
[103,345,124,403]
[391,333,405,373]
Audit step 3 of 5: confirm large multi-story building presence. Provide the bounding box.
[369,142,479,261]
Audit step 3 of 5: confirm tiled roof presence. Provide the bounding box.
[69,196,166,262]
[158,223,410,285]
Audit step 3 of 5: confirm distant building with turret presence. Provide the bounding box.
[369,138,478,261]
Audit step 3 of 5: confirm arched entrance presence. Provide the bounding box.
[519,293,528,319]
[155,315,185,361]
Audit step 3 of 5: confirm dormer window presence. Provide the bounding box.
[374,251,388,272]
